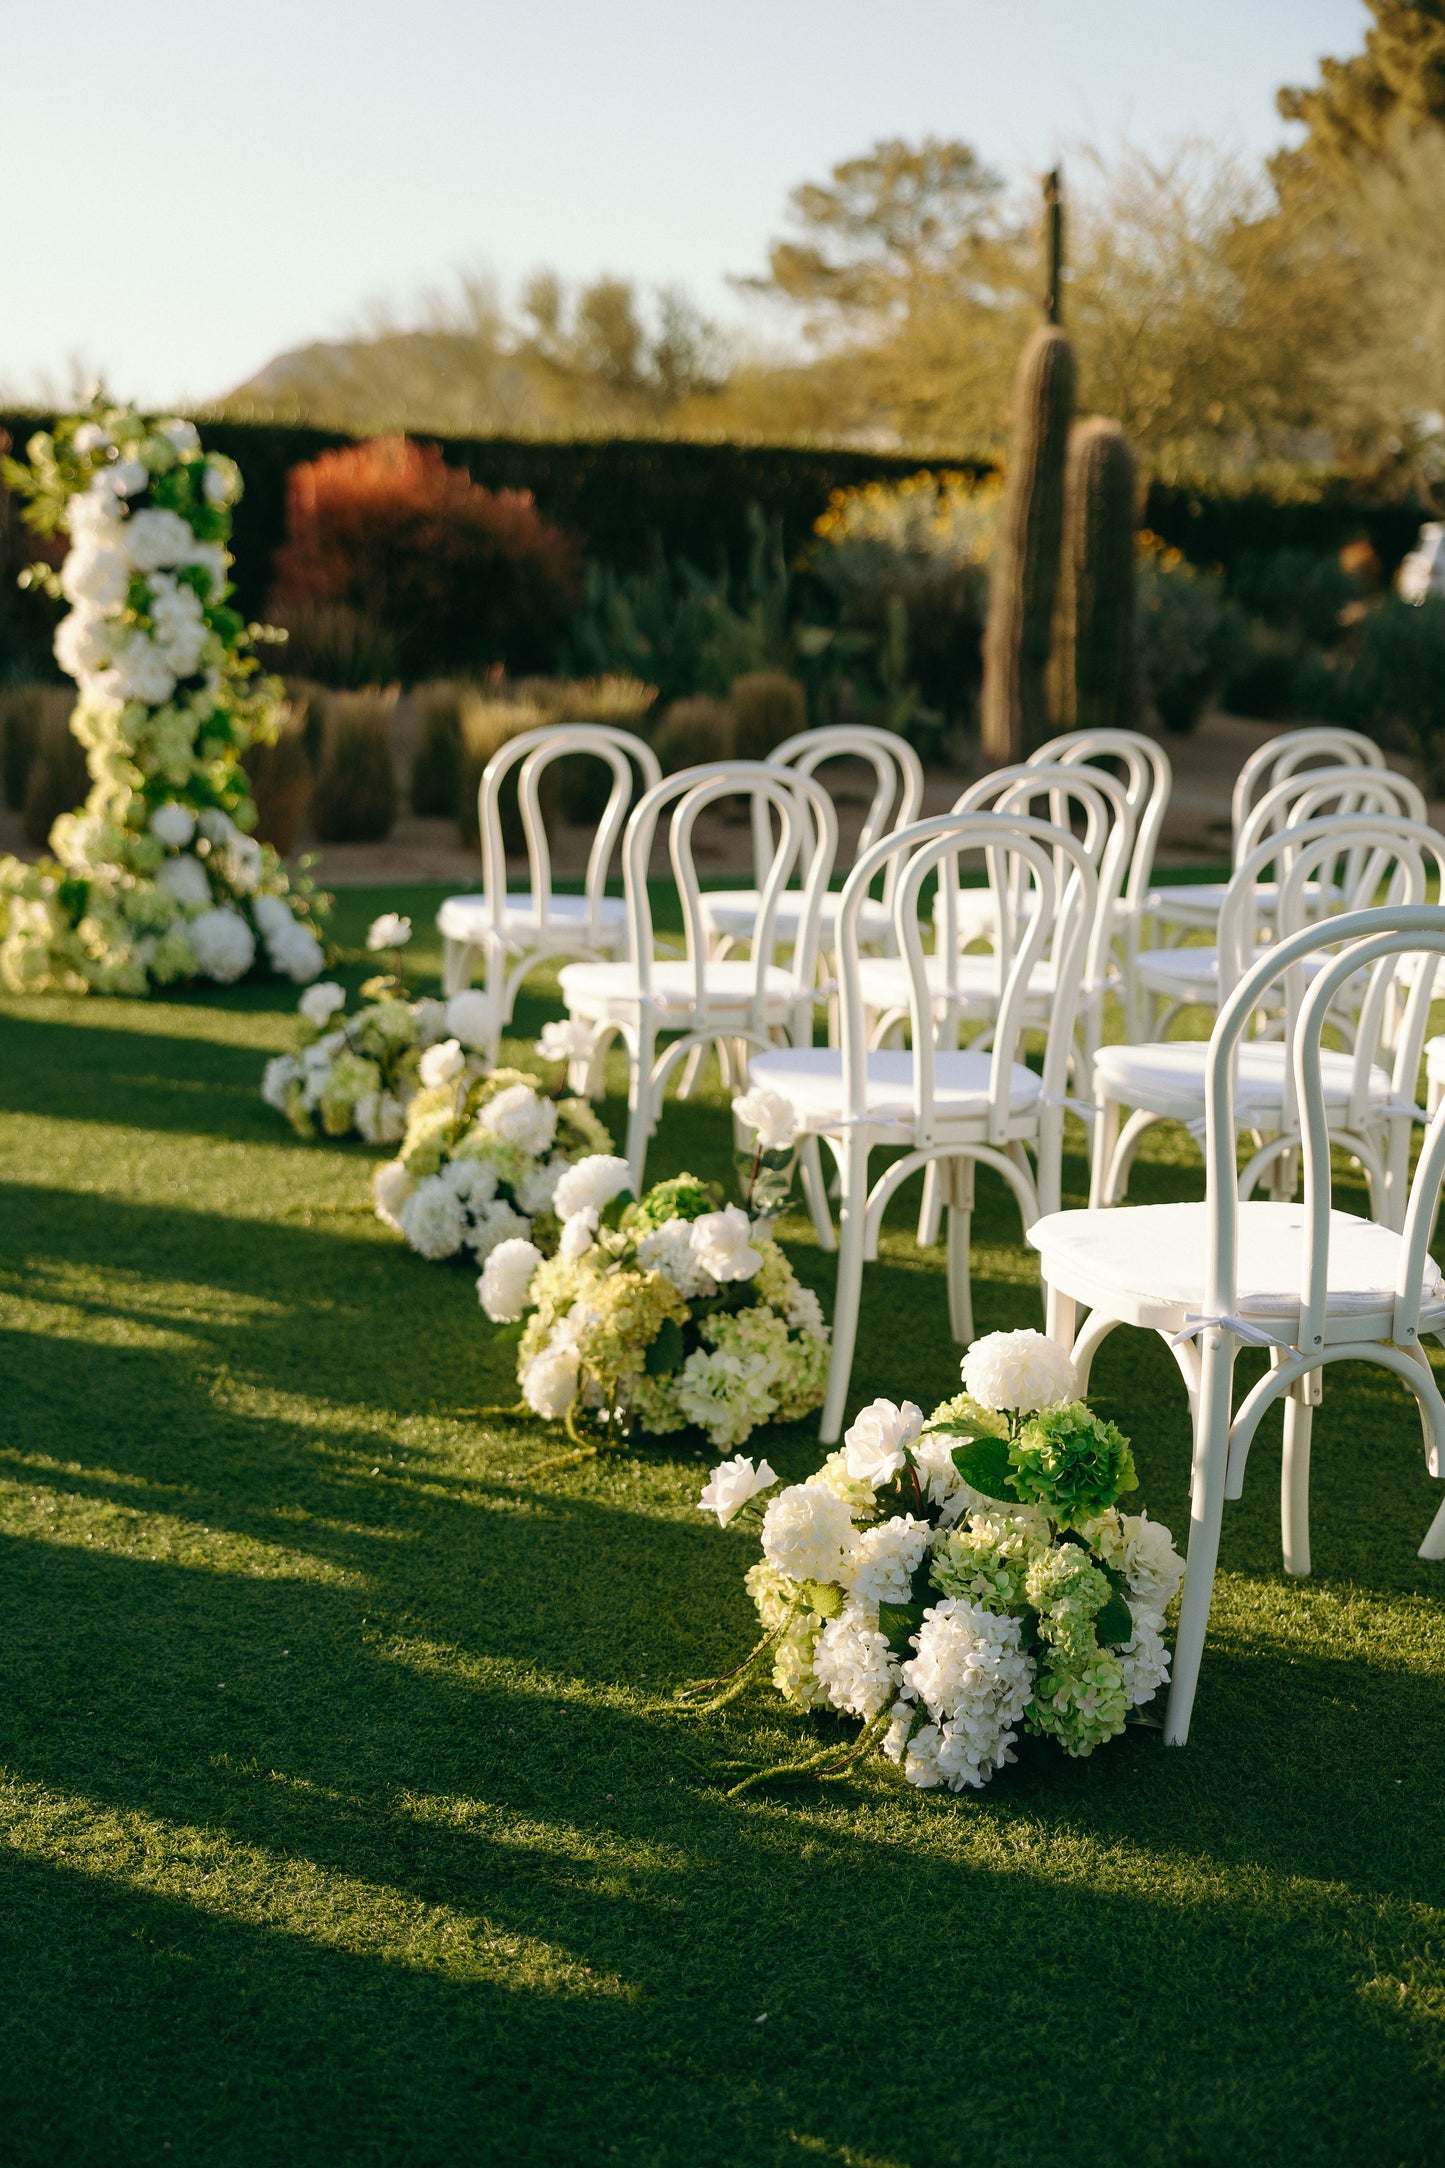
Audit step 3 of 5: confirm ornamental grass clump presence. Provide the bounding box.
[682,1328,1181,1797]
[0,402,327,994]
[479,1160,829,1457]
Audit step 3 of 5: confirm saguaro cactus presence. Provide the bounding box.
[979,324,1076,762]
[1057,416,1138,732]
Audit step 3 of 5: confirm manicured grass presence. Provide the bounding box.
[2,884,1443,2166]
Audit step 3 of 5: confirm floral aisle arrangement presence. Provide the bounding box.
[0,401,325,994]
[684,1330,1184,1797]
[373,1065,615,1266]
[261,978,495,1145]
[479,1158,830,1451]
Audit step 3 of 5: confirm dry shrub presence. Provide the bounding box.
[653,695,736,774]
[22,696,89,848]
[410,678,468,816]
[272,602,400,689]
[457,693,550,848]
[310,688,399,843]
[243,693,314,856]
[730,670,805,759]
[524,674,657,822]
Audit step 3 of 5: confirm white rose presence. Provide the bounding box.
[149,802,196,849]
[761,1482,858,1585]
[155,855,213,910]
[689,1204,762,1284]
[187,906,255,984]
[123,507,196,566]
[372,1158,413,1230]
[398,1177,468,1260]
[476,1082,557,1157]
[559,1209,599,1261]
[844,1399,924,1490]
[733,1085,798,1151]
[551,1154,632,1220]
[697,1454,779,1529]
[367,913,411,950]
[537,1016,596,1063]
[478,1237,543,1322]
[445,989,492,1049]
[1119,1512,1186,1614]
[299,981,346,1026]
[419,1038,465,1090]
[960,1329,1078,1414]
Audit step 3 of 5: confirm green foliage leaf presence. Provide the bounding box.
[798,1579,844,1619]
[949,1434,1019,1503]
[1094,1592,1134,1648]
[599,1190,635,1230]
[644,1316,685,1375]
[877,1600,924,1658]
[491,1319,527,1347]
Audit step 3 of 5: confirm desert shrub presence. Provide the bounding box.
[410,679,468,816]
[267,436,581,681]
[1134,540,1240,734]
[310,688,399,843]
[1229,547,1362,649]
[22,697,89,848]
[243,694,314,856]
[272,601,400,689]
[730,671,806,759]
[652,695,736,774]
[1347,595,1445,792]
[1,683,67,810]
[1221,624,1348,723]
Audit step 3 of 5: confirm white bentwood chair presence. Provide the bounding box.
[1131,766,1427,1032]
[437,723,662,1059]
[1030,904,1445,1747]
[1094,814,1445,1226]
[748,810,1096,1441]
[700,724,924,961]
[1143,724,1387,943]
[560,762,837,1191]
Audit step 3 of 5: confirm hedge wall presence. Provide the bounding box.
[0,407,1432,634]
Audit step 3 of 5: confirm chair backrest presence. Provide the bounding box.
[836,811,1096,1149]
[1234,764,1426,867]
[1218,815,1445,1136]
[480,724,662,944]
[757,724,925,908]
[622,761,838,1029]
[1202,905,1445,1349]
[1028,727,1173,914]
[1229,726,1385,851]
[952,761,1131,993]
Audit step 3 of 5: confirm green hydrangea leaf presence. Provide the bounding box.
[798,1579,844,1619]
[644,1316,685,1375]
[599,1190,634,1231]
[877,1600,925,1657]
[491,1319,527,1347]
[1094,1592,1134,1648]
[949,1434,1019,1503]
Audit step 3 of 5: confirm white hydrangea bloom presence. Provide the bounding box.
[412,998,449,1047]
[398,1177,468,1259]
[354,1090,406,1145]
[551,1153,632,1220]
[1118,1512,1186,1614]
[149,801,197,849]
[419,1038,465,1090]
[520,1316,585,1419]
[812,1603,899,1720]
[559,1210,599,1261]
[960,1329,1077,1414]
[1118,1610,1171,1708]
[897,1599,1033,1790]
[445,989,492,1049]
[444,1158,498,1207]
[261,1054,300,1112]
[372,1159,413,1230]
[155,854,211,910]
[188,906,254,983]
[123,507,198,569]
[844,1399,924,1489]
[466,1198,532,1265]
[537,1016,596,1063]
[298,981,346,1027]
[637,1216,716,1298]
[475,1082,557,1157]
[514,1154,570,1217]
[760,1482,857,1586]
[784,1282,826,1336]
[478,1237,543,1322]
[674,1345,778,1450]
[911,1432,972,1523]
[697,1454,778,1528]
[689,1204,762,1284]
[62,542,130,609]
[845,1513,931,1607]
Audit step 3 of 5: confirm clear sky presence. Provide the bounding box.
[3,0,1368,408]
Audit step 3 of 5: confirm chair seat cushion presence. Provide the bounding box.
[559,957,801,1016]
[1094,1040,1393,1122]
[1029,1200,1445,1324]
[856,952,1065,1010]
[749,1044,1043,1128]
[438,892,627,942]
[1145,878,1339,922]
[702,887,892,944]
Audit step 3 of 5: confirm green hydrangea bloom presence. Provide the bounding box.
[351,1000,417,1058]
[1010,1402,1138,1526]
[574,1268,689,1404]
[927,1390,1010,1441]
[1024,1542,1113,1663]
[557,1098,613,1158]
[1028,1647,1129,1756]
[318,1052,382,1136]
[625,1172,716,1233]
[753,1239,797,1312]
[932,1512,1044,1609]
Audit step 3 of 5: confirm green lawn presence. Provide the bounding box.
[2,883,1443,2166]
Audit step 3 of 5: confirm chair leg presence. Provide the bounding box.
[624,1024,654,1194]
[1280,1377,1319,1577]
[1046,1282,1077,1353]
[1420,1491,1445,1561]
[799,1135,836,1252]
[1089,1094,1120,1209]
[441,937,471,997]
[1163,1340,1236,1747]
[917,1161,944,1248]
[676,1043,706,1100]
[945,1157,976,1345]
[820,1138,869,1444]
